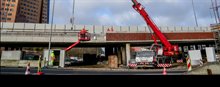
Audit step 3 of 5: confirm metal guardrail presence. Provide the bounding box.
[1,31,78,37]
[1,22,212,33]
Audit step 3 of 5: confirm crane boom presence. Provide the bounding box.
[131,0,178,56]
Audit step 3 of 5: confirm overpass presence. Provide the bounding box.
[1,22,215,46]
[0,22,216,66]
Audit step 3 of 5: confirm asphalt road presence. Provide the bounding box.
[1,67,187,75]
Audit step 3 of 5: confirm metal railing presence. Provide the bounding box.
[1,22,212,34]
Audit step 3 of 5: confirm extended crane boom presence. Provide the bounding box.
[131,0,178,56]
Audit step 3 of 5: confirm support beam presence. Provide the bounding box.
[126,43,131,66]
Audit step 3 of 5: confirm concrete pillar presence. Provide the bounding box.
[121,47,126,65]
[126,43,131,66]
[59,50,65,68]
[117,47,122,65]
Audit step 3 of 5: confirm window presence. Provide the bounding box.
[8,13,12,16]
[12,0,15,2]
[2,17,6,20]
[190,45,196,50]
[1,8,4,10]
[28,9,30,11]
[202,45,206,50]
[22,54,39,60]
[198,45,202,50]
[10,8,13,11]
[11,4,15,7]
[5,8,9,11]
[2,3,5,6]
[23,3,26,6]
[6,4,10,6]
[7,18,11,20]
[183,46,188,52]
[7,0,10,2]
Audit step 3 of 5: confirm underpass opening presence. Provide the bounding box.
[64,47,109,68]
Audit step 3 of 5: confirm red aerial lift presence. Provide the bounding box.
[129,0,179,68]
[64,27,90,51]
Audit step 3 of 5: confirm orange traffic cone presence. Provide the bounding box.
[25,62,31,75]
[163,67,167,75]
[37,57,44,75]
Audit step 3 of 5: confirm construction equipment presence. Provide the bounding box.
[129,0,179,68]
[64,28,91,51]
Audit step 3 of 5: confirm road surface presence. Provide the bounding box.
[1,67,187,75]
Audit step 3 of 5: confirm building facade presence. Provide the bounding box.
[0,0,49,23]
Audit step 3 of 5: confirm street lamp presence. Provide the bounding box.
[47,0,56,67]
[71,0,75,30]
[191,0,199,27]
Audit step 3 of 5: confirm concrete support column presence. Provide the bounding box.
[121,47,126,65]
[126,43,131,66]
[117,47,122,65]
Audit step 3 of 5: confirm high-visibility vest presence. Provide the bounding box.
[51,52,55,57]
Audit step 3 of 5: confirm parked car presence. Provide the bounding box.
[65,58,78,66]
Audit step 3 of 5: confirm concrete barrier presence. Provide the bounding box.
[18,60,39,68]
[188,63,220,75]
[1,60,45,68]
[1,60,19,67]
[1,51,22,60]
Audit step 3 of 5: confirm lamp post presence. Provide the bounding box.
[47,0,55,67]
[71,0,75,30]
[191,0,199,27]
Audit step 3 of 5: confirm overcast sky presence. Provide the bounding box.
[49,0,219,27]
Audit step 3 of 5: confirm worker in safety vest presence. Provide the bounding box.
[50,51,55,66]
[80,28,86,39]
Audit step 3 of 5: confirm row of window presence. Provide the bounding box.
[2,3,16,7]
[20,11,37,17]
[2,0,16,2]
[1,17,12,21]
[1,8,14,12]
[181,44,215,52]
[21,3,37,9]
[21,6,37,13]
[0,12,13,16]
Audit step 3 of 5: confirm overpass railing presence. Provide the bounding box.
[1,22,212,34]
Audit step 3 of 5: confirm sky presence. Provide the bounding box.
[48,0,219,27]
